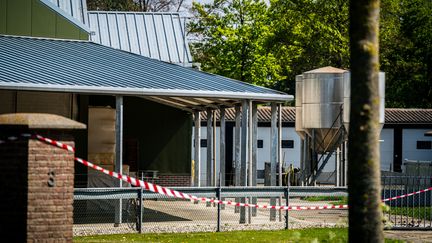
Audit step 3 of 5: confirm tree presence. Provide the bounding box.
[87,0,186,12]
[267,0,350,93]
[348,0,384,241]
[380,0,432,108]
[190,0,284,87]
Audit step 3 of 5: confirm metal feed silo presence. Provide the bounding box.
[343,72,385,131]
[301,66,347,153]
[295,66,386,186]
[295,75,305,139]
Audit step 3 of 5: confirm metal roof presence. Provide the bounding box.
[0,35,292,109]
[88,11,193,65]
[202,107,432,124]
[385,108,432,124]
[41,0,90,33]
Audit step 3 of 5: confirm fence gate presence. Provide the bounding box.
[382,176,432,229]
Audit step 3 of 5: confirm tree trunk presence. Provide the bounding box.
[348,0,383,242]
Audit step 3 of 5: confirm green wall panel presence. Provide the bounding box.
[0,0,88,40]
[31,0,56,38]
[6,0,31,36]
[124,97,192,174]
[55,15,79,39]
[79,29,89,40]
[0,0,6,33]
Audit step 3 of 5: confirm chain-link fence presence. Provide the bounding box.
[73,186,348,236]
[382,176,432,229]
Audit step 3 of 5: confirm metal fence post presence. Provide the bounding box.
[285,173,290,230]
[138,188,143,233]
[217,184,221,232]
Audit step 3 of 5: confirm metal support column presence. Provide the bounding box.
[278,104,283,186]
[220,108,226,187]
[114,96,123,226]
[300,138,305,186]
[240,100,249,224]
[335,146,340,186]
[234,105,241,187]
[234,105,241,213]
[213,111,217,187]
[207,108,213,187]
[270,102,277,221]
[251,102,258,216]
[193,111,201,187]
[278,103,282,221]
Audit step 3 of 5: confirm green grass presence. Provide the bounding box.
[389,207,432,220]
[302,196,347,202]
[301,196,348,206]
[74,228,403,242]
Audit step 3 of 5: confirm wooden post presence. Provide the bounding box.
[115,96,123,225]
[194,111,201,187]
[206,108,213,187]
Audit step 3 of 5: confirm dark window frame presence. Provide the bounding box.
[417,141,432,150]
[281,140,294,149]
[257,139,264,148]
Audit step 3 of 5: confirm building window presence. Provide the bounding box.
[281,140,294,149]
[417,141,432,150]
[200,139,207,148]
[257,139,264,148]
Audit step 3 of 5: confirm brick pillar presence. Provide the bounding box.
[0,113,85,243]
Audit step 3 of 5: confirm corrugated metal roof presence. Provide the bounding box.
[201,106,296,123]
[202,107,432,124]
[0,35,291,102]
[41,0,90,33]
[88,11,193,65]
[385,108,432,124]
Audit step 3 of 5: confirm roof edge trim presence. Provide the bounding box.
[39,0,90,34]
[0,84,293,102]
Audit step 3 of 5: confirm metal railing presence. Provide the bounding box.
[73,186,348,236]
[382,175,432,230]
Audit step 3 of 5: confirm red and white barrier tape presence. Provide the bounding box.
[1,133,431,211]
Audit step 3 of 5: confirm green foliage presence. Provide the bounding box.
[87,0,140,11]
[190,0,284,87]
[267,0,349,92]
[190,0,431,108]
[380,0,432,108]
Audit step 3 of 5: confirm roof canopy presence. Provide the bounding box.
[0,35,292,111]
[88,11,193,65]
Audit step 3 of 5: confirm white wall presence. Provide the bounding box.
[192,126,431,185]
[380,128,394,171]
[403,129,432,162]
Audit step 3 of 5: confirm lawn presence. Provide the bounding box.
[74,228,402,242]
[302,196,347,202]
[388,206,432,220]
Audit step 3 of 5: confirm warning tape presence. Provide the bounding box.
[1,134,431,211]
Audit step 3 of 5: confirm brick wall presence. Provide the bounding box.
[150,174,191,187]
[0,131,75,242]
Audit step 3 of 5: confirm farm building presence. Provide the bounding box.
[194,107,432,186]
[0,0,292,190]
[1,0,431,189]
